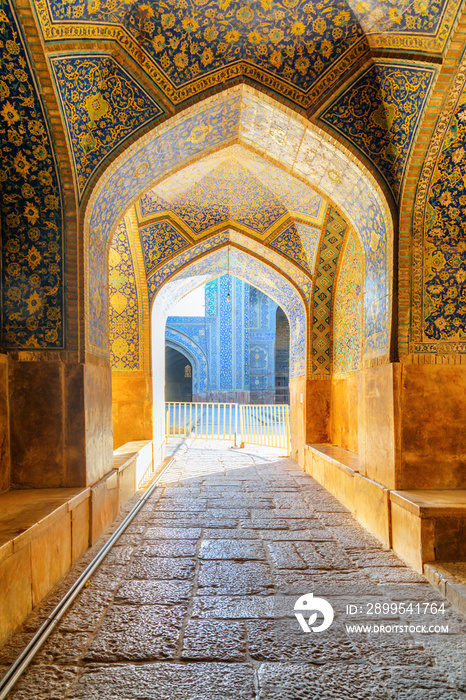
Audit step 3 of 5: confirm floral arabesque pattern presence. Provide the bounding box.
[0,0,63,348]
[320,63,435,200]
[108,218,141,370]
[423,87,466,341]
[333,228,363,373]
[50,54,163,197]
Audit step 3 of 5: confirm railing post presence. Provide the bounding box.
[285,404,291,455]
[239,403,244,446]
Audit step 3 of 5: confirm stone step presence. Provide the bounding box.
[424,562,466,615]
[390,490,466,571]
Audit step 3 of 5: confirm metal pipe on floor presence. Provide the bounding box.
[0,457,175,700]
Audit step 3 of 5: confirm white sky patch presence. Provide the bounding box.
[168,283,206,317]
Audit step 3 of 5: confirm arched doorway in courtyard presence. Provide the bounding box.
[86,84,393,468]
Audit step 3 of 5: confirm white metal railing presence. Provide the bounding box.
[165,402,237,441]
[165,402,290,452]
[239,403,290,452]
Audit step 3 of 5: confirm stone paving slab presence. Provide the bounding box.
[200,538,265,560]
[84,604,187,661]
[181,620,247,661]
[257,663,392,699]
[2,439,465,699]
[66,663,256,699]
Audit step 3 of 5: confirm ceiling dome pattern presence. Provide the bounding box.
[86,87,393,361]
[35,0,460,108]
[138,146,326,225]
[135,150,328,248]
[169,160,289,236]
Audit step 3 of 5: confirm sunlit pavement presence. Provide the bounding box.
[2,440,466,699]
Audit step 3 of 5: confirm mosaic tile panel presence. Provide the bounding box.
[312,208,347,374]
[109,218,141,371]
[269,222,321,275]
[170,160,288,237]
[219,275,233,391]
[235,277,247,391]
[423,83,466,343]
[34,0,459,107]
[320,63,435,199]
[139,219,190,275]
[205,279,218,317]
[51,55,163,198]
[166,277,279,396]
[333,229,363,374]
[249,288,277,393]
[0,0,63,349]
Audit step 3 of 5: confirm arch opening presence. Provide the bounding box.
[86,84,394,372]
[165,347,193,403]
[151,245,306,455]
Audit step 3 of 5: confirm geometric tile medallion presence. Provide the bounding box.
[170,160,289,237]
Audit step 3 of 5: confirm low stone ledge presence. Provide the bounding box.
[113,440,153,509]
[390,489,466,518]
[424,562,466,615]
[390,489,466,571]
[0,440,156,648]
[305,443,360,475]
[304,443,389,547]
[0,486,90,647]
[0,487,90,555]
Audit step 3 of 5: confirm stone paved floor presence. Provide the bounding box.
[2,440,466,699]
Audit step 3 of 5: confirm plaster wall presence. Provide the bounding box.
[330,372,359,453]
[112,374,152,450]
[306,379,331,446]
[0,354,10,494]
[290,376,307,465]
[357,363,401,489]
[83,361,114,487]
[8,360,92,488]
[399,363,466,489]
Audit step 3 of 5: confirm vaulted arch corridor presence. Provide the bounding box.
[2,440,464,699]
